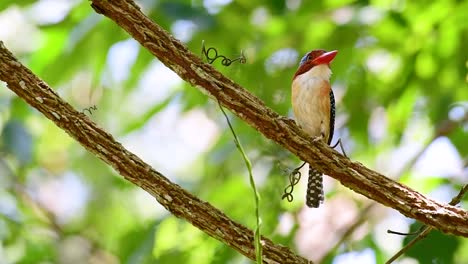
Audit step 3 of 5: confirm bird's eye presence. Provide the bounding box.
[299,54,310,66]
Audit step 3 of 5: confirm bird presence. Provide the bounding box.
[291,49,338,208]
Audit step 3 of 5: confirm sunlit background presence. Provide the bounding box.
[0,0,467,263]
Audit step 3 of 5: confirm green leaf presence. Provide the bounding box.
[404,223,459,264]
[119,222,158,264]
[0,0,35,11]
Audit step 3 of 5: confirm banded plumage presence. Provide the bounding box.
[291,49,338,208]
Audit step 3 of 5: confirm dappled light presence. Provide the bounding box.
[0,0,466,263]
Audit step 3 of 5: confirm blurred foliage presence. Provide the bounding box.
[0,0,467,263]
[404,222,459,264]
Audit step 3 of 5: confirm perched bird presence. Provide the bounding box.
[291,49,338,208]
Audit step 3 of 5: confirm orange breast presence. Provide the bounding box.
[291,78,331,142]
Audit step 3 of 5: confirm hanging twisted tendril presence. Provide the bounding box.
[281,139,347,202]
[201,40,246,66]
[82,105,98,116]
[281,162,306,202]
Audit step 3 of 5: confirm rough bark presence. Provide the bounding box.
[0,0,467,262]
[0,43,309,264]
[87,0,467,236]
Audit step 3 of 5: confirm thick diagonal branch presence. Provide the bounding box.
[87,0,467,236]
[0,43,309,263]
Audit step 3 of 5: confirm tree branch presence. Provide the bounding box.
[87,0,467,236]
[0,1,466,262]
[321,113,468,262]
[386,184,468,263]
[0,43,310,263]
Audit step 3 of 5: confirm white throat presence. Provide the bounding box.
[295,64,332,84]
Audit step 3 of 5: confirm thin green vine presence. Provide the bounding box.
[218,102,263,264]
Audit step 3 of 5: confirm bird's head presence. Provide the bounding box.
[293,49,338,79]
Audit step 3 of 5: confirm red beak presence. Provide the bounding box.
[312,50,338,65]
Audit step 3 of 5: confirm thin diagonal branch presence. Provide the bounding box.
[0,2,467,263]
[386,184,468,263]
[450,184,468,205]
[321,112,467,261]
[88,0,467,236]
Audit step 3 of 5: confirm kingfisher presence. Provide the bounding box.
[291,49,338,208]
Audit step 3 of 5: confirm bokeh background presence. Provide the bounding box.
[0,0,467,263]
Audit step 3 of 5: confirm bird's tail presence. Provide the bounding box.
[306,165,324,208]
